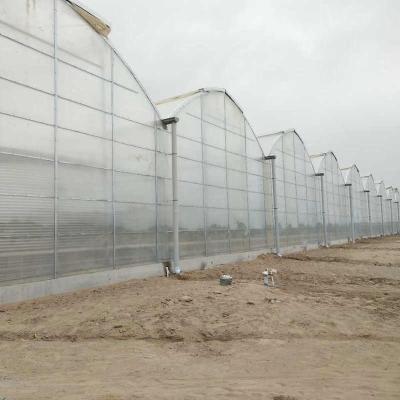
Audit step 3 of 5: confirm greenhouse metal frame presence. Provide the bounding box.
[0,0,398,303]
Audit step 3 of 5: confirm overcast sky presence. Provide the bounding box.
[81,0,400,188]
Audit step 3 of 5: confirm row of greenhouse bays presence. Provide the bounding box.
[0,0,399,287]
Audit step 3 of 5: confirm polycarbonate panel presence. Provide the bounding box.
[226,132,245,154]
[113,84,155,125]
[202,92,225,127]
[228,170,247,190]
[179,111,202,141]
[114,117,154,149]
[115,232,156,266]
[203,122,225,149]
[114,142,155,175]
[0,113,54,159]
[115,202,156,234]
[180,206,204,230]
[113,57,140,91]
[205,186,227,209]
[204,145,226,167]
[0,0,54,55]
[0,78,54,124]
[0,154,54,197]
[225,97,245,135]
[0,35,54,93]
[57,0,111,79]
[58,62,111,112]
[58,164,112,201]
[227,152,246,172]
[206,230,229,254]
[206,208,228,230]
[179,181,203,207]
[178,136,202,162]
[205,164,226,187]
[228,189,248,210]
[114,172,155,204]
[178,158,203,184]
[58,129,112,169]
[0,195,54,285]
[58,199,113,237]
[58,98,112,139]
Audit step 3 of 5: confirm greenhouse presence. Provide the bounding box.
[156,89,273,259]
[258,130,321,251]
[0,0,172,285]
[0,0,398,302]
[394,188,400,234]
[376,181,391,236]
[361,175,383,237]
[310,152,350,245]
[341,165,370,240]
[385,187,395,235]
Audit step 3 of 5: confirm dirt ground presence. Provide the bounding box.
[0,236,400,400]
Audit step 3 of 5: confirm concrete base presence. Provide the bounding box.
[0,240,342,305]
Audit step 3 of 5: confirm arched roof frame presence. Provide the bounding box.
[64,0,163,122]
[361,174,378,196]
[156,87,264,151]
[310,151,344,182]
[376,181,387,199]
[340,165,361,185]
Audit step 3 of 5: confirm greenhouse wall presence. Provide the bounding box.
[385,187,395,235]
[0,0,172,286]
[157,89,274,259]
[362,175,383,237]
[258,131,321,249]
[311,152,350,244]
[341,166,370,239]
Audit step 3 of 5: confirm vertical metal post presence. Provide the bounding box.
[365,190,372,238]
[53,0,58,278]
[397,202,400,234]
[379,195,384,236]
[265,156,280,255]
[162,117,180,274]
[346,184,355,243]
[200,96,208,256]
[316,173,327,246]
[389,200,394,235]
[111,52,116,269]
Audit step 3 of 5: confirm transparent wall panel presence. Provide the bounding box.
[0,35,54,93]
[0,0,54,55]
[57,0,111,78]
[0,196,54,285]
[0,113,54,159]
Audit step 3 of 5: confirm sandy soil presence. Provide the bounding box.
[0,236,399,400]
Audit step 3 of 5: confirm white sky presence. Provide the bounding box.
[81,0,400,188]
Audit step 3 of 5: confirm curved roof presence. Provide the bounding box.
[393,188,399,203]
[310,151,340,174]
[63,0,162,121]
[341,165,361,184]
[257,129,306,157]
[156,87,263,150]
[386,187,394,200]
[376,181,387,198]
[156,87,246,119]
[361,174,377,194]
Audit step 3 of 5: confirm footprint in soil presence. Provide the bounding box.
[273,396,297,400]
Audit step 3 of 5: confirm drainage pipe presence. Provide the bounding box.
[378,195,384,236]
[265,155,280,255]
[345,183,355,243]
[316,173,327,246]
[162,117,181,274]
[365,190,372,238]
